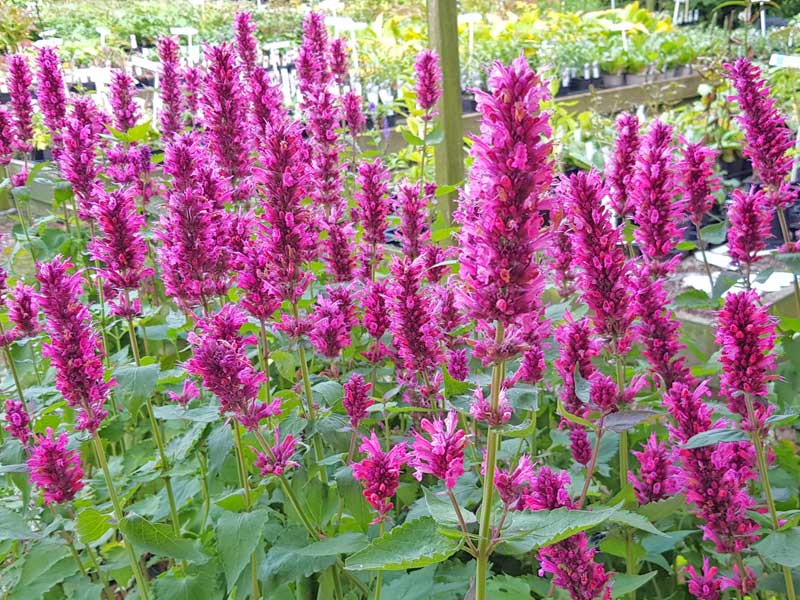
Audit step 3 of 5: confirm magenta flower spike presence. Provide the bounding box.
[410,411,466,489]
[716,290,776,431]
[342,91,365,139]
[727,187,771,276]
[354,158,391,269]
[4,399,31,445]
[352,431,407,521]
[686,558,721,600]
[305,88,343,212]
[255,120,317,304]
[186,304,279,430]
[296,12,331,100]
[28,428,84,505]
[606,112,640,220]
[109,70,140,132]
[234,12,258,76]
[677,139,720,228]
[632,119,683,276]
[202,43,253,201]
[726,57,795,207]
[322,215,357,283]
[309,293,352,359]
[249,66,286,144]
[494,455,534,511]
[628,433,676,503]
[238,230,282,323]
[470,387,512,426]
[562,170,633,353]
[343,373,374,430]
[527,468,612,600]
[388,256,443,378]
[329,37,349,86]
[57,99,102,220]
[7,282,41,338]
[414,49,442,117]
[254,430,300,476]
[456,56,552,333]
[37,257,113,433]
[395,181,430,261]
[181,66,203,125]
[157,37,183,141]
[632,271,690,388]
[168,379,199,407]
[0,108,14,165]
[549,218,577,298]
[361,279,391,362]
[35,47,68,139]
[7,54,34,153]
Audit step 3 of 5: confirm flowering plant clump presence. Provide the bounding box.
[0,16,799,600]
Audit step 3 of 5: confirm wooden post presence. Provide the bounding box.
[427,0,465,228]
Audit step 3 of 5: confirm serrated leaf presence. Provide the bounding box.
[153,405,219,422]
[443,368,471,399]
[610,510,669,537]
[381,566,436,599]
[9,539,77,599]
[261,526,337,584]
[611,572,657,597]
[271,350,296,382]
[63,575,103,600]
[312,380,343,406]
[152,564,222,600]
[754,528,800,568]
[216,509,268,587]
[120,515,206,562]
[345,516,462,571]
[114,363,160,414]
[76,508,111,544]
[0,507,33,541]
[684,428,749,449]
[423,487,477,528]
[501,505,620,554]
[297,532,368,556]
[637,495,687,521]
[674,289,713,308]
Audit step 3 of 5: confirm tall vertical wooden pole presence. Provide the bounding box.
[427,0,465,227]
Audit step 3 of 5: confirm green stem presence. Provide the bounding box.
[374,521,384,600]
[258,319,272,406]
[85,543,114,600]
[616,354,637,599]
[475,323,504,600]
[777,209,800,315]
[197,451,210,532]
[126,314,181,537]
[292,303,327,483]
[694,224,715,293]
[231,422,260,600]
[91,434,150,600]
[577,417,605,509]
[745,394,797,600]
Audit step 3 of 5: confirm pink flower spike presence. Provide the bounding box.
[395,181,430,261]
[470,387,513,426]
[254,430,300,477]
[109,70,140,132]
[7,282,41,338]
[343,373,374,430]
[494,455,534,511]
[677,139,720,228]
[234,12,258,75]
[4,399,31,445]
[410,411,466,489]
[342,91,365,138]
[157,37,183,141]
[414,49,442,117]
[606,112,640,220]
[727,187,772,274]
[7,54,34,153]
[352,431,407,521]
[35,47,68,138]
[28,428,84,504]
[329,37,349,85]
[168,379,199,407]
[686,558,721,600]
[628,433,676,504]
[0,108,14,165]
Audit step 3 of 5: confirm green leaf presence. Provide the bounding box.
[152,564,222,600]
[298,532,368,556]
[676,240,697,251]
[261,526,337,585]
[683,428,749,449]
[0,507,33,541]
[674,289,713,309]
[637,495,688,521]
[777,253,800,276]
[443,368,471,399]
[114,363,160,414]
[271,350,296,382]
[9,540,77,600]
[402,130,424,146]
[153,405,219,422]
[345,516,462,571]
[557,398,595,429]
[423,487,477,528]
[611,572,657,598]
[610,510,669,537]
[312,380,343,406]
[574,368,591,403]
[487,574,531,600]
[63,575,103,600]
[120,515,207,562]
[501,505,620,554]
[766,413,799,426]
[712,271,739,301]
[754,528,800,568]
[425,127,444,145]
[604,410,658,433]
[216,509,268,587]
[126,121,153,143]
[700,222,727,245]
[76,508,111,545]
[380,566,435,600]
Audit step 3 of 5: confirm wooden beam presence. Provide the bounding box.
[426,0,465,227]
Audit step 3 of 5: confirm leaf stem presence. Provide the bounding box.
[231,421,260,600]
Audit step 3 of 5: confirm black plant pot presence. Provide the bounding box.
[32,148,53,162]
[625,73,647,86]
[601,73,626,88]
[719,156,753,181]
[569,77,590,93]
[461,93,477,114]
